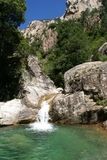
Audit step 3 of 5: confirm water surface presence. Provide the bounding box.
[0,125,107,160]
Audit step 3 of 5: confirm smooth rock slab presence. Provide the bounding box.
[0,99,35,126]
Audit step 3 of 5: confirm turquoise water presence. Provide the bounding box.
[0,125,107,160]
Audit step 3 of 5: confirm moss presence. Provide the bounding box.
[96,99,107,107]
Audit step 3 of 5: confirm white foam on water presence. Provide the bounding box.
[29,101,54,132]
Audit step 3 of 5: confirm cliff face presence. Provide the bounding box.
[64,0,101,19]
[22,20,57,53]
[22,0,102,53]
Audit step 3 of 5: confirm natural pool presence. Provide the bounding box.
[0,125,107,160]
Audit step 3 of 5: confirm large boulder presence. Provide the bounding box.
[64,61,107,100]
[0,99,36,126]
[50,92,104,124]
[50,61,107,124]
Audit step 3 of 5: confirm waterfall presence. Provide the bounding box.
[29,101,53,132]
[38,101,50,123]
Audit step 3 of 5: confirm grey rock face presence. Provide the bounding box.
[22,20,57,53]
[64,0,101,20]
[50,92,103,124]
[50,61,107,124]
[22,55,57,108]
[0,99,36,126]
[22,0,102,53]
[64,61,107,100]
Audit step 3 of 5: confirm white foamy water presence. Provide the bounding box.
[29,101,54,132]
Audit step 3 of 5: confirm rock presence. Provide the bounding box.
[56,88,63,93]
[64,61,107,100]
[98,42,107,55]
[0,99,36,126]
[103,121,107,129]
[64,0,101,20]
[50,61,107,124]
[0,55,58,126]
[22,0,102,53]
[22,20,57,53]
[21,55,57,108]
[50,92,103,124]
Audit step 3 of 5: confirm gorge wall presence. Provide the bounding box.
[22,0,102,53]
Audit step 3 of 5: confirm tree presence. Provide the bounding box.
[100,0,107,34]
[43,20,91,87]
[0,0,26,100]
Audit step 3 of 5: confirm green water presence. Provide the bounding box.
[0,125,107,160]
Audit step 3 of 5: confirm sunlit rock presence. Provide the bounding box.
[22,20,57,53]
[0,99,35,126]
[64,0,101,20]
[21,55,57,108]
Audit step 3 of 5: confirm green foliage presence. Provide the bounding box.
[100,0,107,34]
[0,0,26,100]
[30,38,44,59]
[0,0,26,27]
[96,99,107,107]
[1,0,107,99]
[15,38,30,58]
[41,4,107,88]
[37,8,107,87]
[42,20,92,87]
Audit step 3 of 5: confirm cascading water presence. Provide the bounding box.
[29,101,53,132]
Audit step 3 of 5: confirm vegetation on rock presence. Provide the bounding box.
[1,0,107,99]
[30,5,107,88]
